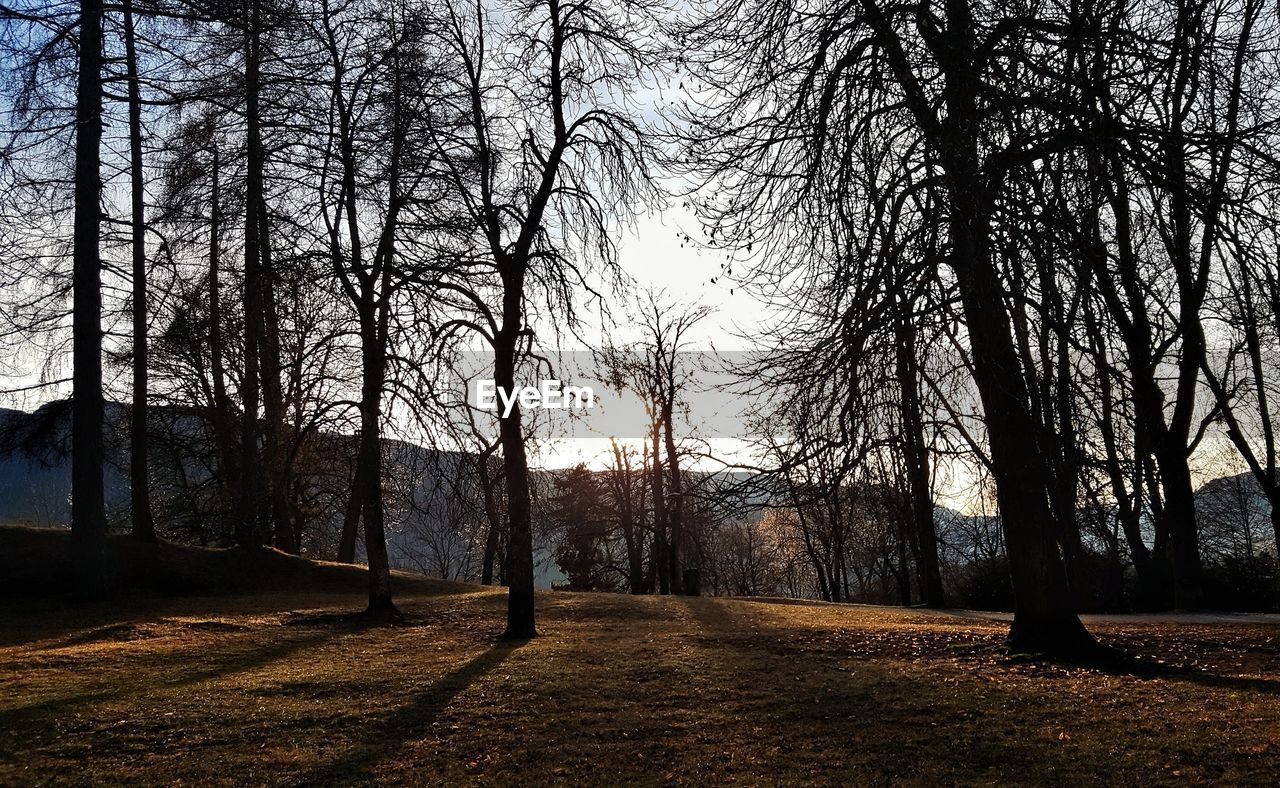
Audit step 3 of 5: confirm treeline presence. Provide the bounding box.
[674,0,1280,651]
[0,0,661,636]
[4,0,1280,655]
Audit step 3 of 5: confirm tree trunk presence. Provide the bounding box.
[497,368,536,637]
[951,4,1090,651]
[73,0,108,597]
[496,290,536,638]
[236,11,264,549]
[206,146,239,541]
[123,0,154,543]
[258,217,295,553]
[952,239,1093,651]
[1155,442,1204,608]
[662,398,684,594]
[857,0,1093,651]
[894,521,913,606]
[479,454,503,585]
[1158,9,1207,607]
[358,312,394,614]
[337,436,362,562]
[649,416,669,594]
[897,314,944,607]
[611,439,645,594]
[938,0,1091,653]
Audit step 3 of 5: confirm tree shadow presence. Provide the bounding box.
[1051,645,1280,697]
[284,608,407,628]
[675,596,1280,699]
[295,639,525,786]
[0,625,349,727]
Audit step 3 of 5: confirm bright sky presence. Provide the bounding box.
[524,204,771,473]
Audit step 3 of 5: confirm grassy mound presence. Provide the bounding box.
[0,524,464,598]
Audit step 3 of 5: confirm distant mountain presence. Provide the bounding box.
[0,400,561,583]
[1195,471,1273,531]
[0,403,130,526]
[7,398,1273,588]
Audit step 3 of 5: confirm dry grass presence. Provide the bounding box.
[3,586,1280,786]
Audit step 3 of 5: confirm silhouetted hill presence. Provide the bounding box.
[0,524,467,598]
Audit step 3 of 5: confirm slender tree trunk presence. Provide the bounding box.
[894,521,913,606]
[897,315,944,607]
[73,0,108,597]
[625,529,644,594]
[649,416,669,594]
[358,309,394,614]
[337,438,362,562]
[236,9,264,548]
[662,398,684,594]
[123,0,154,543]
[496,280,536,638]
[479,455,503,585]
[206,146,239,540]
[794,503,831,601]
[1098,151,1180,609]
[1268,501,1280,565]
[611,439,645,594]
[258,219,295,552]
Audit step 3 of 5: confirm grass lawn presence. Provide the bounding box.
[3,584,1280,785]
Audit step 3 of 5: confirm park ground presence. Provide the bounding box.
[3,542,1280,784]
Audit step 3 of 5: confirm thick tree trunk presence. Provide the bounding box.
[1155,442,1203,608]
[956,255,1091,651]
[1159,16,1207,608]
[496,325,536,637]
[932,0,1093,654]
[73,0,108,597]
[123,0,154,543]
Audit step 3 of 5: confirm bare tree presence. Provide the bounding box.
[424,0,663,637]
[72,0,109,594]
[121,0,155,542]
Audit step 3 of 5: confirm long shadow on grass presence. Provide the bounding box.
[295,639,525,786]
[1058,647,1280,697]
[0,622,358,728]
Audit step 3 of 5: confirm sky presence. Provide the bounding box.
[0,179,1249,516]
[510,204,774,475]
